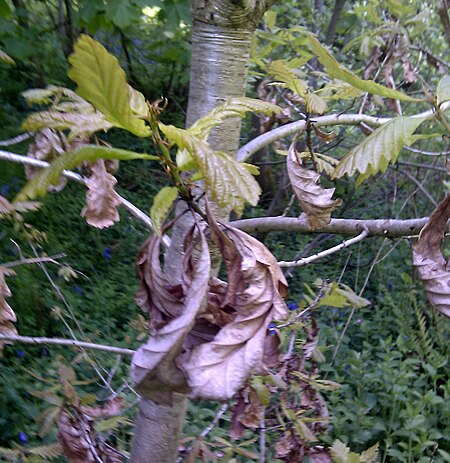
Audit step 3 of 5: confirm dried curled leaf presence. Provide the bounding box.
[0,267,17,356]
[179,220,289,400]
[57,407,122,463]
[413,195,450,317]
[26,129,69,192]
[0,195,40,216]
[132,215,288,402]
[80,398,122,419]
[23,111,113,141]
[287,142,342,230]
[131,228,211,400]
[81,160,121,228]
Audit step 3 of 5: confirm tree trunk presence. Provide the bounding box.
[129,2,277,462]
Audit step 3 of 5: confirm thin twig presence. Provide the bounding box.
[278,229,369,268]
[0,133,31,146]
[0,334,135,356]
[0,149,171,248]
[176,404,228,463]
[397,168,437,206]
[331,240,386,363]
[1,253,66,268]
[259,406,266,463]
[237,102,449,163]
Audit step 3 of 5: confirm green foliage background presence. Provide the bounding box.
[1,0,450,462]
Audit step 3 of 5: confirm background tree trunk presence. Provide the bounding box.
[129,2,277,462]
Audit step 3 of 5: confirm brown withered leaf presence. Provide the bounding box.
[57,407,122,463]
[0,195,12,214]
[0,195,40,216]
[402,58,417,84]
[178,223,289,400]
[287,140,342,230]
[25,128,67,192]
[307,447,332,462]
[0,266,17,356]
[81,397,122,419]
[131,229,211,399]
[81,160,121,228]
[413,194,450,317]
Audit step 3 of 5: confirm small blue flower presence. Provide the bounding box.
[268,322,277,335]
[16,350,25,359]
[18,432,27,444]
[0,184,11,196]
[344,365,350,373]
[103,247,112,261]
[287,302,299,311]
[73,285,84,295]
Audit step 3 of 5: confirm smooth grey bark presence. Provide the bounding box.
[129,2,277,463]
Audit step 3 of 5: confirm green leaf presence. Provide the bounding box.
[68,35,151,137]
[0,49,14,65]
[360,443,379,463]
[160,124,261,213]
[267,60,308,97]
[188,97,281,141]
[306,92,328,114]
[22,110,113,140]
[15,145,153,201]
[332,116,426,181]
[331,439,350,463]
[150,186,179,236]
[437,75,450,107]
[307,34,422,102]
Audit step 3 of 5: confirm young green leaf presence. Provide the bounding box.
[305,92,328,114]
[15,145,154,201]
[332,116,426,181]
[437,75,450,107]
[267,60,308,97]
[22,110,113,140]
[307,34,422,102]
[160,124,261,213]
[187,97,281,141]
[68,35,151,137]
[150,186,179,236]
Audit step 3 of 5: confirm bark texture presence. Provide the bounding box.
[129,2,276,463]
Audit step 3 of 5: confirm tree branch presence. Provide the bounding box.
[0,334,135,356]
[237,103,448,162]
[278,229,369,267]
[231,216,437,238]
[0,149,171,248]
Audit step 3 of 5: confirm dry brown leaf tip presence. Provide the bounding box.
[413,194,450,317]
